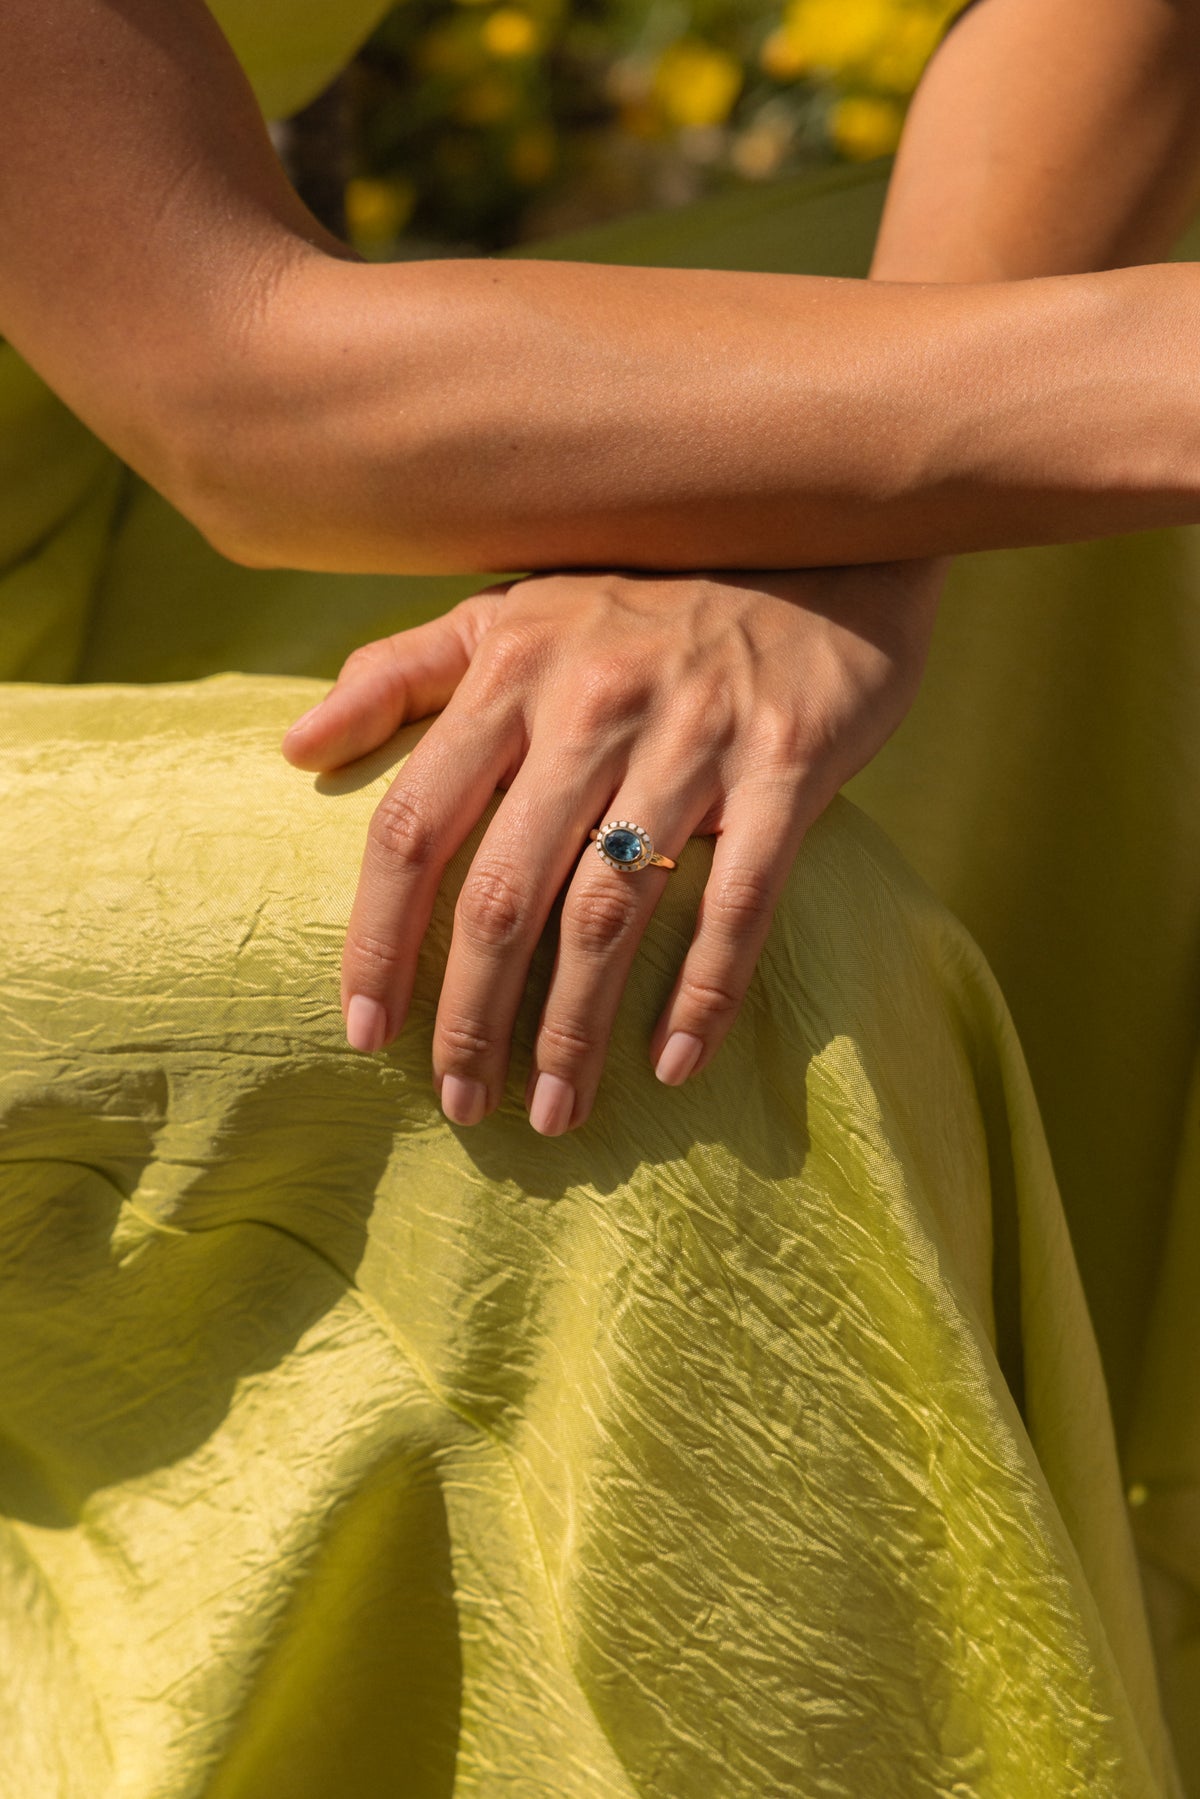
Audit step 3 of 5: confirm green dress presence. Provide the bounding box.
[1,7,1196,1795]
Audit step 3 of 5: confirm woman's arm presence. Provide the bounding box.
[861,0,1200,619]
[875,0,1200,284]
[861,0,1200,641]
[5,0,1200,577]
[289,0,1200,1123]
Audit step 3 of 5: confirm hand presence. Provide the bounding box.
[281,561,947,1134]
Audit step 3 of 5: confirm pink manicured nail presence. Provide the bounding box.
[655,1032,704,1086]
[530,1072,574,1136]
[441,1075,487,1126]
[346,994,388,1052]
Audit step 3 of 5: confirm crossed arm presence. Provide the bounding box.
[8,0,1200,1133]
[4,0,1200,578]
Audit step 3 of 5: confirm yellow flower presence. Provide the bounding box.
[864,8,946,93]
[483,8,539,59]
[345,178,414,251]
[775,0,894,76]
[830,92,904,159]
[508,122,557,184]
[653,40,743,130]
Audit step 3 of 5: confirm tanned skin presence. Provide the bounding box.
[3,0,1200,576]
[6,0,1200,1132]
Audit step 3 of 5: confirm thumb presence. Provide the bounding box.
[281,585,510,771]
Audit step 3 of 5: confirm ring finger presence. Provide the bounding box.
[524,773,713,1136]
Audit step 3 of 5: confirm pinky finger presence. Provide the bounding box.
[648,779,815,1085]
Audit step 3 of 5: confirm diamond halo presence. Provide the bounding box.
[593,820,653,873]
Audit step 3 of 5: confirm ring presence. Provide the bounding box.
[588,819,677,873]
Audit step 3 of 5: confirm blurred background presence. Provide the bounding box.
[280,0,961,256]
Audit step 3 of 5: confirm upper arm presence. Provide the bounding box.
[0,0,340,513]
[873,0,1200,280]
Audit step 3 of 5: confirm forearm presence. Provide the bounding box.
[198,250,1199,573]
[190,0,1200,573]
[6,0,1200,577]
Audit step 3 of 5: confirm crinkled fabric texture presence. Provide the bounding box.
[0,677,1180,1799]
[1,0,1197,1784]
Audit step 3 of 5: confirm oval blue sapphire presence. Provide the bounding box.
[603,828,643,864]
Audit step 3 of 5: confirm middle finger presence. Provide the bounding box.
[432,735,619,1124]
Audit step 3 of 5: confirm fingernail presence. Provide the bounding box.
[655,1032,704,1086]
[346,993,388,1053]
[530,1072,574,1136]
[441,1074,488,1126]
[285,701,324,737]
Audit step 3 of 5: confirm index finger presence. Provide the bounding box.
[341,699,519,1053]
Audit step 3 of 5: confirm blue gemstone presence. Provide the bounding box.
[604,828,642,864]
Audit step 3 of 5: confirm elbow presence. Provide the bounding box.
[151,415,296,571]
[164,418,492,577]
[161,447,474,577]
[141,322,492,576]
[162,388,319,575]
[191,507,282,571]
[187,504,281,570]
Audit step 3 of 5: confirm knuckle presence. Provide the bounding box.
[801,709,841,768]
[342,638,390,677]
[455,861,532,950]
[368,789,438,868]
[688,686,735,744]
[536,1016,595,1064]
[707,867,776,937]
[568,659,646,737]
[344,928,407,978]
[438,1014,500,1065]
[678,968,743,1023]
[754,701,811,769]
[564,884,638,956]
[471,625,541,694]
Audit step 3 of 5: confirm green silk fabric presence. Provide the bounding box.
[2,6,1198,1793]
